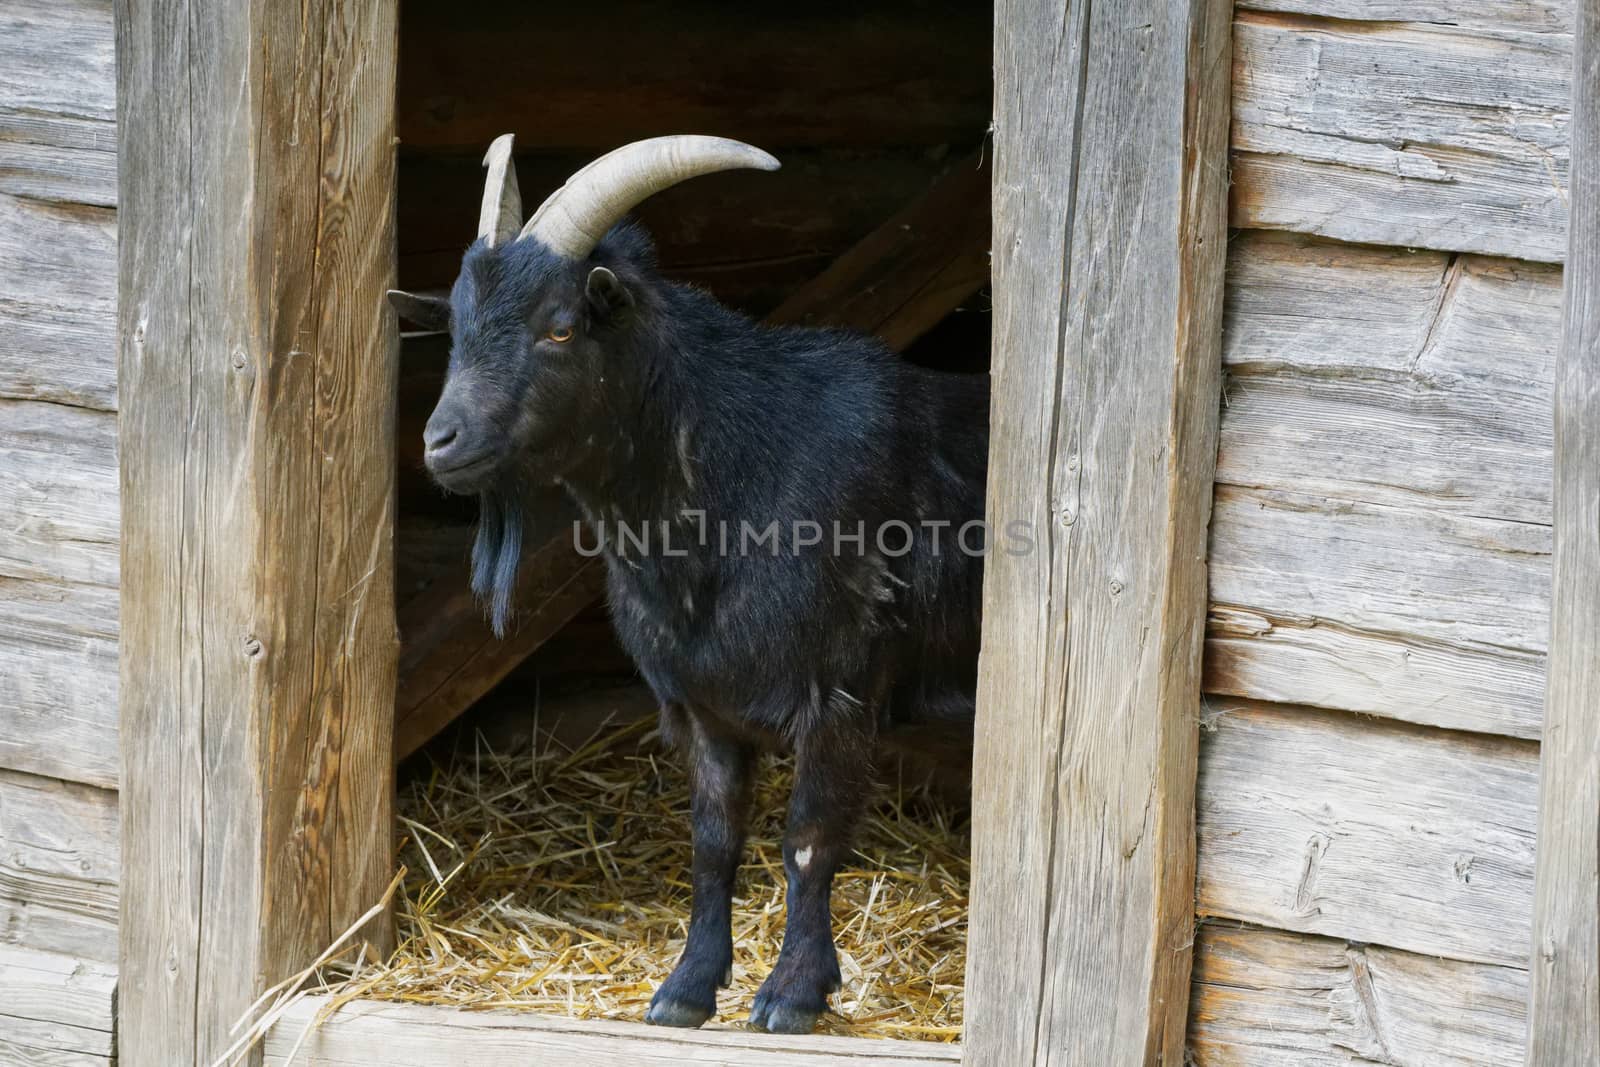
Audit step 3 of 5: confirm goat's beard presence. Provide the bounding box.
[471,489,524,638]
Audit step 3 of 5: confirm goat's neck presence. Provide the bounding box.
[553,330,695,529]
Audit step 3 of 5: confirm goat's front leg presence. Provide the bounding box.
[646,707,755,1027]
[749,719,874,1033]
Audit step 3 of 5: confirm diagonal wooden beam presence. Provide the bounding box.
[394,500,607,760]
[394,152,991,760]
[765,151,990,346]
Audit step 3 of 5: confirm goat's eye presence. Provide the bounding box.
[546,326,574,344]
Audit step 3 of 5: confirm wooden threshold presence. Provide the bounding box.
[263,997,961,1066]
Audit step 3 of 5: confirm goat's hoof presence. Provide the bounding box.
[748,980,828,1034]
[645,992,714,1028]
[748,998,822,1034]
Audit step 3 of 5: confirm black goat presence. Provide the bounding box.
[389,135,991,1034]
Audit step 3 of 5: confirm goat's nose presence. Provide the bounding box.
[423,415,460,457]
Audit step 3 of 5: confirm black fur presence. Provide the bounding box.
[421,221,989,1033]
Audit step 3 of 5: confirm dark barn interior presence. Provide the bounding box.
[379,0,993,1035]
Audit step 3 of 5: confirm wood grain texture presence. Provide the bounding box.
[0,400,119,588]
[1527,1,1600,1060]
[1188,923,1528,1066]
[0,0,117,208]
[1209,485,1550,723]
[0,944,117,1066]
[966,1,1231,1063]
[0,770,118,964]
[1219,233,1560,524]
[1208,232,1559,738]
[0,397,119,788]
[1195,699,1538,969]
[263,997,960,1067]
[0,194,118,411]
[0,580,118,790]
[1238,0,1574,34]
[393,146,993,757]
[1231,9,1574,262]
[115,1,399,1064]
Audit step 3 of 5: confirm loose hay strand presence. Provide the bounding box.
[326,709,969,1041]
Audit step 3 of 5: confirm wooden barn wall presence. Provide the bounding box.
[0,0,121,1063]
[0,1,1572,1062]
[1189,1,1570,1063]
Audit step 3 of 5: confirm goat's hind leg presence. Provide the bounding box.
[646,705,755,1027]
[749,716,874,1034]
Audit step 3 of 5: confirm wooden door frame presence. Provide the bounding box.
[115,2,400,1064]
[962,1,1231,1063]
[1526,0,1600,1062]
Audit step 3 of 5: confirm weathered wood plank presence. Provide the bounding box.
[1232,10,1574,262]
[0,400,119,588]
[0,137,118,212]
[0,396,119,789]
[966,1,1231,1063]
[0,2,116,124]
[1238,0,1574,34]
[115,2,399,1064]
[299,0,404,950]
[1208,232,1559,739]
[1528,1,1600,1059]
[1220,233,1560,524]
[0,944,117,1064]
[1196,699,1539,969]
[0,770,118,964]
[398,2,990,154]
[1206,604,1548,743]
[0,0,117,207]
[264,997,959,1067]
[0,194,118,411]
[1187,923,1528,1066]
[1207,485,1550,738]
[113,0,198,1061]
[0,579,117,790]
[0,1039,112,1067]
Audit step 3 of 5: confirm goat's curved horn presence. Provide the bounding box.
[478,134,522,248]
[519,135,779,258]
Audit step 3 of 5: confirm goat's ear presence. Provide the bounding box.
[386,289,451,332]
[584,266,633,319]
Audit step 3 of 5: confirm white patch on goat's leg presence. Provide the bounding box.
[794,845,814,871]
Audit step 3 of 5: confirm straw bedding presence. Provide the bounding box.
[325,683,971,1042]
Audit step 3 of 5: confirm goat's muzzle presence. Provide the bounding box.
[423,395,496,494]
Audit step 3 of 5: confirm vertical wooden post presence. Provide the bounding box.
[1528,1,1600,1061]
[965,1,1230,1063]
[115,2,399,1064]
